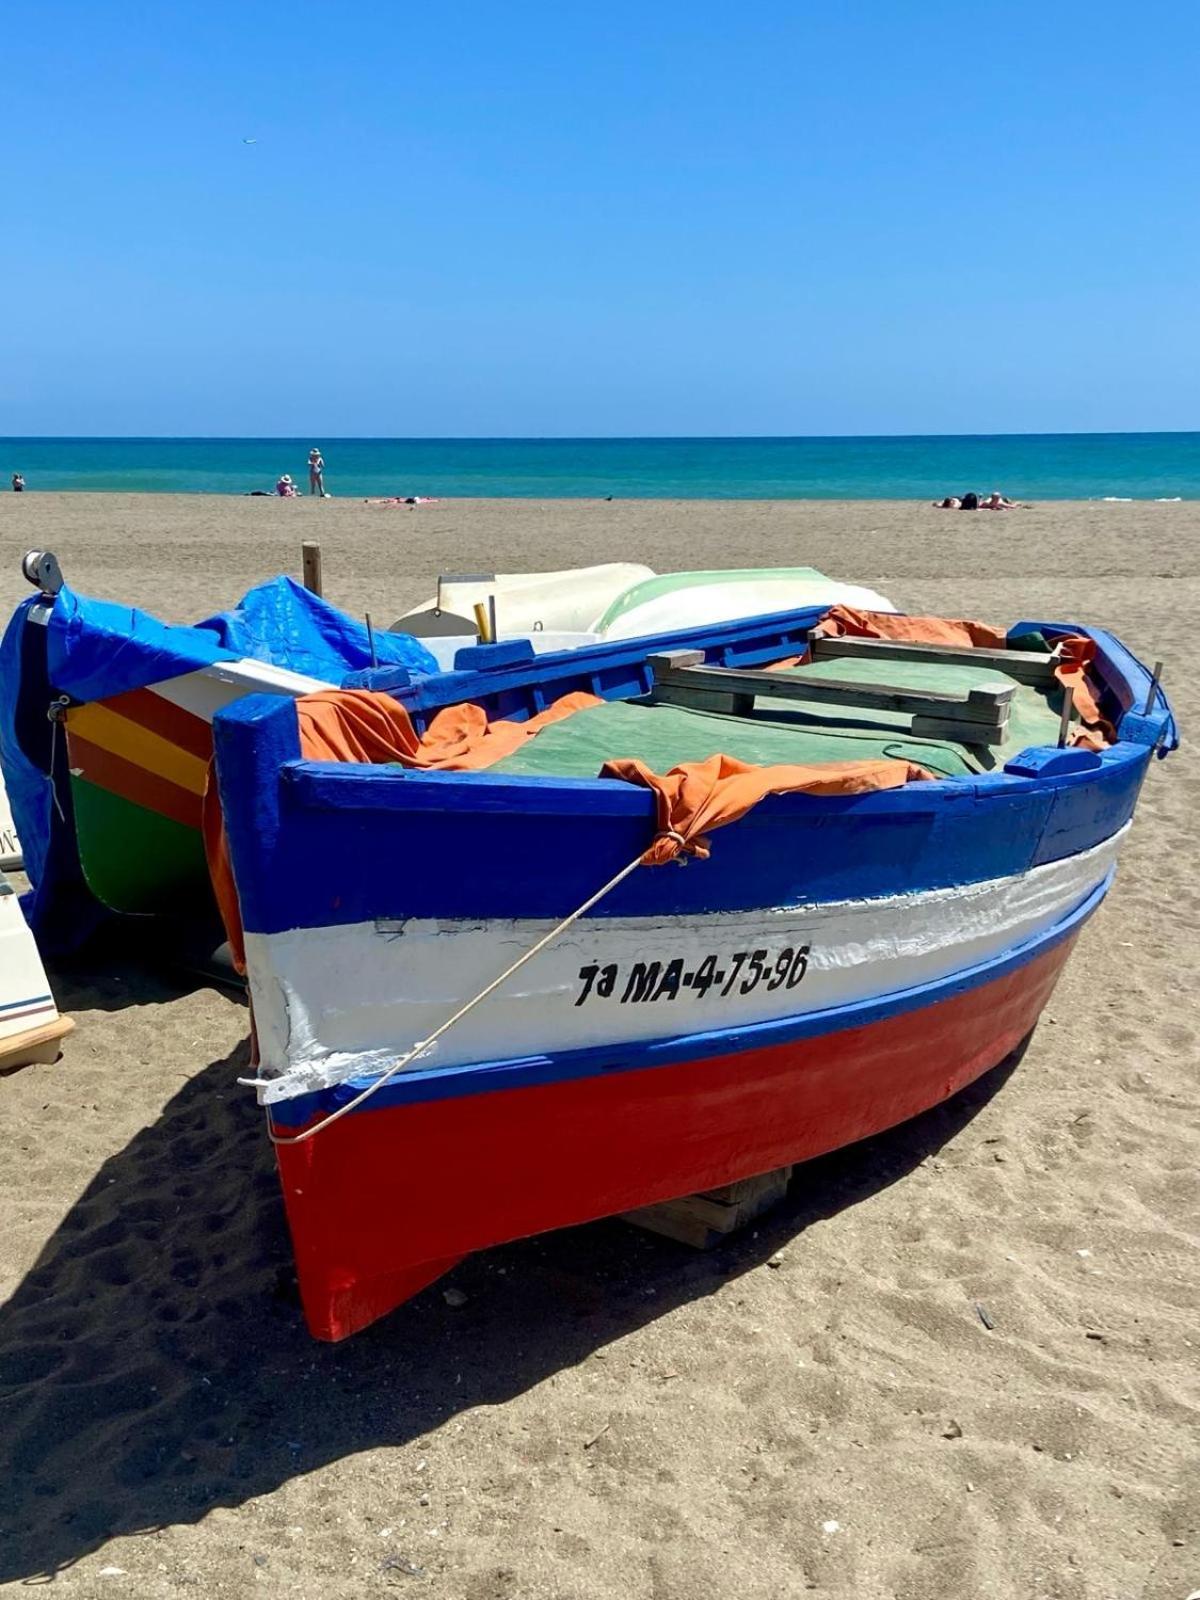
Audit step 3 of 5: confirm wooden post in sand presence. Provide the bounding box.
[302,540,323,597]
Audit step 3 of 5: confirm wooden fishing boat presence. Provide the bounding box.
[0,868,72,1072]
[2,553,894,949]
[1,552,433,946]
[211,603,1176,1340]
[55,651,326,918]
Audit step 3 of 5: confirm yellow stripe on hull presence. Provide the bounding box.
[67,701,208,797]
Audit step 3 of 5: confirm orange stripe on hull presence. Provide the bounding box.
[67,734,203,831]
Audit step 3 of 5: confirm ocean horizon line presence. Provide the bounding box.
[4,428,1200,443]
[4,432,1200,500]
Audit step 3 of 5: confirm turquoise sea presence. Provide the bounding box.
[3,434,1200,500]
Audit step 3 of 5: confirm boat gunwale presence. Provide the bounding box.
[278,745,1126,819]
[267,614,1173,822]
[373,610,1169,742]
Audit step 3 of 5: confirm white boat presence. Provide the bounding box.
[592,568,895,640]
[397,564,895,646]
[0,869,72,1070]
[399,564,654,638]
[0,778,20,871]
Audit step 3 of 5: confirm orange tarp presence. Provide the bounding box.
[206,607,1114,981]
[1051,635,1115,751]
[202,777,247,973]
[814,605,1008,650]
[602,753,931,865]
[294,691,929,869]
[294,687,604,769]
[205,681,935,971]
[812,606,1114,750]
[205,688,604,971]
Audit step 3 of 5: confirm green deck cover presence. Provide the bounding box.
[491,656,1064,781]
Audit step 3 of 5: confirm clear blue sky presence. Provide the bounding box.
[4,0,1198,436]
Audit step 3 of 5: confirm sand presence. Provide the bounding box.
[0,494,1196,1599]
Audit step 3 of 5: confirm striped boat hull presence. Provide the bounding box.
[63,663,321,915]
[248,827,1124,1103]
[272,927,1080,1341]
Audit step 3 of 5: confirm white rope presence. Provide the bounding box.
[262,831,688,1146]
[46,698,69,823]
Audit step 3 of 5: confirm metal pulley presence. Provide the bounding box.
[22,549,64,596]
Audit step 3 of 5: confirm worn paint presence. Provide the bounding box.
[248,827,1125,1103]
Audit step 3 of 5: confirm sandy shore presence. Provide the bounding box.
[0,495,1196,1598]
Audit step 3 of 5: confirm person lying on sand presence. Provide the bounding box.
[363,495,442,506]
[933,490,1020,511]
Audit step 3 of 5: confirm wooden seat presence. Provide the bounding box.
[647,652,1014,746]
[809,634,1058,686]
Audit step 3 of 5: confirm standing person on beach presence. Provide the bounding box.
[308,447,326,497]
[11,472,25,492]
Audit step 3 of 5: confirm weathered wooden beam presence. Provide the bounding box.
[910,716,1008,747]
[643,650,755,714]
[622,1166,793,1249]
[652,683,756,716]
[301,540,323,597]
[811,634,1058,686]
[649,659,1013,726]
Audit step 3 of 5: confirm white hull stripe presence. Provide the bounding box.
[245,825,1127,1104]
[150,659,330,724]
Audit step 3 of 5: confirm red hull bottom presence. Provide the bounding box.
[274,935,1076,1340]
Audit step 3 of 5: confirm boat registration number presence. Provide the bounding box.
[574,945,811,1007]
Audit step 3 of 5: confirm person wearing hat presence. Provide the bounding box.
[308,447,326,497]
[276,473,299,497]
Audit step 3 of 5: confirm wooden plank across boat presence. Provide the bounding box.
[809,633,1060,686]
[648,650,1014,743]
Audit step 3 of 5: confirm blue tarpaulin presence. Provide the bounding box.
[44,575,437,702]
[0,596,69,941]
[0,576,438,949]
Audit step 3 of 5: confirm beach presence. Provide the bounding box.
[0,493,1196,1598]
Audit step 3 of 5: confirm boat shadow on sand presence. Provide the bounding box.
[0,1018,1026,1583]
